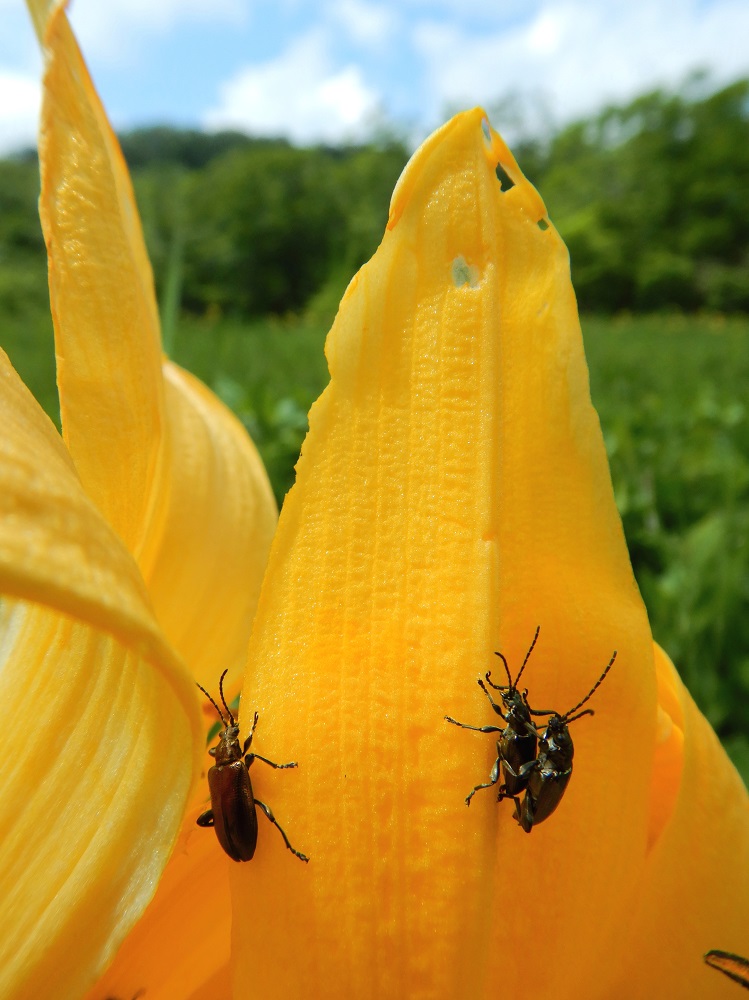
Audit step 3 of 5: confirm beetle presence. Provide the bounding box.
[506,650,617,832]
[196,670,308,863]
[445,626,542,808]
[704,950,749,991]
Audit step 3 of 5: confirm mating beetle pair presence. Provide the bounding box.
[196,670,308,863]
[446,627,617,831]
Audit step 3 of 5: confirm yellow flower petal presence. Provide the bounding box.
[37,2,165,553]
[31,0,277,681]
[83,806,232,1000]
[614,645,749,996]
[140,362,277,687]
[0,351,202,999]
[227,110,748,998]
[1,348,163,655]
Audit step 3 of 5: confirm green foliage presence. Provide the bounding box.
[119,126,267,170]
[584,314,749,780]
[2,78,748,318]
[182,144,340,315]
[533,77,749,312]
[0,159,49,317]
[169,315,328,503]
[178,142,407,317]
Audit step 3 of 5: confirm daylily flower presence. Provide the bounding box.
[1,1,276,997]
[4,2,749,999]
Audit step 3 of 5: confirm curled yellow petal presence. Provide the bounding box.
[614,645,749,996]
[0,351,202,999]
[83,806,232,1000]
[140,362,277,687]
[32,0,277,681]
[37,2,165,553]
[1,348,164,656]
[229,110,748,998]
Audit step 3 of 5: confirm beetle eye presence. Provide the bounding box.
[209,747,217,757]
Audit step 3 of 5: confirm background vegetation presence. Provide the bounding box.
[1,75,748,780]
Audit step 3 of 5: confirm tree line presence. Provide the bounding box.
[1,75,747,322]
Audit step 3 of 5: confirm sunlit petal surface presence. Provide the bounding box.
[31,0,276,689]
[140,362,277,686]
[614,645,749,995]
[0,350,202,999]
[228,110,749,998]
[37,0,164,553]
[83,806,232,1000]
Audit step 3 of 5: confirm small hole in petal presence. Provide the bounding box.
[537,218,550,231]
[452,256,480,288]
[481,118,492,145]
[495,162,516,192]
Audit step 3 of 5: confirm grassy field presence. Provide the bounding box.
[583,314,749,779]
[3,308,748,781]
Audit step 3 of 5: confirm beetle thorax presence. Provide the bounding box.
[542,716,574,764]
[211,724,242,765]
[502,690,530,732]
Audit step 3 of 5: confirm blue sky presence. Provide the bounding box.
[1,0,749,153]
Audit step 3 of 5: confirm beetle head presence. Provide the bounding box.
[197,669,244,763]
[501,686,533,728]
[539,713,575,763]
[210,723,242,764]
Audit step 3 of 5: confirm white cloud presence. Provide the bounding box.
[202,29,382,143]
[67,0,246,65]
[413,0,749,129]
[327,0,400,50]
[0,70,41,155]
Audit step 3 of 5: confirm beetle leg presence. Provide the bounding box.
[477,678,508,718]
[465,756,501,806]
[242,712,260,755]
[483,669,505,691]
[502,757,538,781]
[251,753,298,770]
[445,716,503,734]
[514,793,535,833]
[196,809,215,827]
[496,784,523,810]
[254,799,309,862]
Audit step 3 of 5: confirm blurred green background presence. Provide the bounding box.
[2,77,748,781]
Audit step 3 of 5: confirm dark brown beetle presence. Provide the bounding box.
[704,950,749,990]
[196,670,308,863]
[445,627,541,808]
[507,650,617,832]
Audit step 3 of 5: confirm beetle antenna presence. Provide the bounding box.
[491,650,513,689]
[513,625,541,689]
[218,669,235,727]
[566,708,596,724]
[196,681,226,727]
[563,650,617,719]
